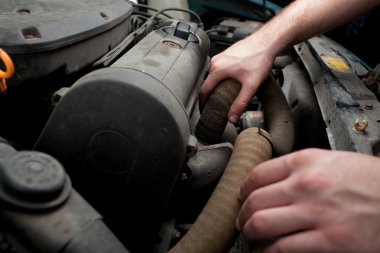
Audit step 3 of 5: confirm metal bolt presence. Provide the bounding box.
[354,118,368,132]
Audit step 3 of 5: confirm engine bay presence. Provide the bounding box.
[0,1,379,252]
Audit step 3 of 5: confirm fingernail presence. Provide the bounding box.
[229,114,238,123]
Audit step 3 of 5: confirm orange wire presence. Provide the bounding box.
[0,48,15,95]
[0,79,6,95]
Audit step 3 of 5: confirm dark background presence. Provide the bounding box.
[325,6,380,69]
[272,0,380,68]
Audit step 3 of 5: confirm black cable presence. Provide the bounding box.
[92,17,155,67]
[131,14,149,30]
[206,29,220,34]
[152,8,203,28]
[132,11,153,18]
[132,14,149,21]
[93,2,204,67]
[131,3,173,19]
[128,1,203,27]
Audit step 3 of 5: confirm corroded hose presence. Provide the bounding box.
[195,76,294,155]
[257,75,294,155]
[195,79,240,144]
[169,128,272,253]
[170,76,294,253]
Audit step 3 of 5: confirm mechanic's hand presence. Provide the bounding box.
[199,35,275,123]
[236,148,380,253]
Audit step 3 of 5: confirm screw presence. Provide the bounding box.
[354,118,368,132]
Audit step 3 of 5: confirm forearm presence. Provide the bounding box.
[252,0,380,57]
[200,0,380,122]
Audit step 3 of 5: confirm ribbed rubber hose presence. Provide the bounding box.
[195,76,294,155]
[169,76,294,253]
[168,128,272,253]
[257,75,294,156]
[195,79,240,144]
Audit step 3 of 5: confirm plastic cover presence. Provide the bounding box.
[0,0,133,54]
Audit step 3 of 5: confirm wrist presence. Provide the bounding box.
[245,27,283,66]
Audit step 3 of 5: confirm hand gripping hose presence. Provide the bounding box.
[195,79,240,144]
[170,76,294,253]
[195,76,294,155]
[169,127,272,253]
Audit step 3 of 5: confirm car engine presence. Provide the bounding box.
[0,0,379,252]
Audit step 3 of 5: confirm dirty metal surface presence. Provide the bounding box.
[296,35,380,155]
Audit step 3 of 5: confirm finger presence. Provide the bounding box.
[236,181,292,230]
[261,230,332,253]
[199,70,227,109]
[227,82,258,123]
[240,205,313,242]
[239,155,292,201]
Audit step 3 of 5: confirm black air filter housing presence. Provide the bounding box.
[0,0,133,86]
[35,21,210,251]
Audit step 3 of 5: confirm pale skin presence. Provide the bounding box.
[200,0,380,252]
[237,149,380,252]
[200,0,380,123]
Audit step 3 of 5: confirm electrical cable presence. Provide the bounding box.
[93,3,204,67]
[152,8,203,28]
[131,3,173,19]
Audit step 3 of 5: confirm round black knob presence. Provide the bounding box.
[0,151,66,202]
